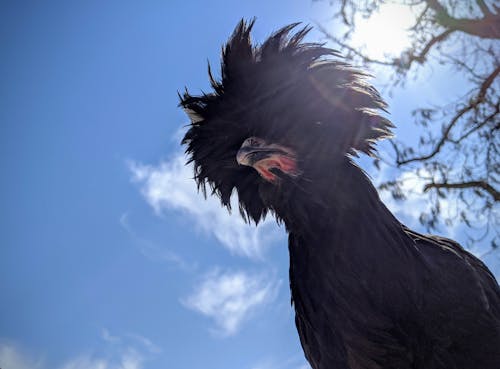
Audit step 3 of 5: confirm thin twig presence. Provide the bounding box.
[396,65,500,165]
[423,180,500,201]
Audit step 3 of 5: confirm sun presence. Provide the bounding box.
[349,3,417,60]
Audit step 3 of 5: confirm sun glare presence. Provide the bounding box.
[350,3,417,59]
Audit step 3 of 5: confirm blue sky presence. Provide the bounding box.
[1,1,498,369]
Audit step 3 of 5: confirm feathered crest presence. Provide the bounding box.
[179,19,393,223]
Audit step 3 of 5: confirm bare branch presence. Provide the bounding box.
[424,0,447,14]
[396,64,500,165]
[409,5,430,32]
[397,105,474,164]
[425,0,500,39]
[424,181,500,201]
[440,51,483,80]
[449,102,500,144]
[476,0,494,17]
[477,64,500,101]
[340,0,350,25]
[319,0,499,242]
[405,29,454,66]
[318,19,454,72]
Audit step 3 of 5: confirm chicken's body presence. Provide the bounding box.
[180,20,500,369]
[283,159,500,368]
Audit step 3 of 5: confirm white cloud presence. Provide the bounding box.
[124,334,162,354]
[0,331,160,369]
[102,328,121,344]
[119,211,195,272]
[59,350,142,369]
[128,154,283,259]
[182,269,280,336]
[103,328,163,358]
[378,170,430,222]
[372,165,458,238]
[0,343,43,369]
[248,355,311,369]
[371,164,500,278]
[101,328,162,355]
[0,344,142,369]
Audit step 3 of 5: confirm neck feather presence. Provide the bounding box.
[273,158,412,255]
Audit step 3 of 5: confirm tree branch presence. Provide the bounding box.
[319,0,500,242]
[425,0,500,39]
[424,180,500,201]
[340,0,350,25]
[449,102,499,144]
[476,0,494,17]
[396,104,474,164]
[404,29,454,66]
[477,64,500,101]
[396,64,500,165]
[317,24,453,72]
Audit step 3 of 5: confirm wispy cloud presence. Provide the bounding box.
[128,154,283,259]
[119,211,195,271]
[124,333,162,354]
[249,355,310,369]
[182,269,280,336]
[102,328,121,344]
[59,349,143,369]
[0,343,44,369]
[101,329,161,355]
[378,170,431,225]
[0,331,159,369]
[0,344,143,369]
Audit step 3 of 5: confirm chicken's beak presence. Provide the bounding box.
[236,146,283,166]
[236,137,300,182]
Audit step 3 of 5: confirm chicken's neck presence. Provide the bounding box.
[278,158,426,353]
[277,157,422,309]
[275,157,416,259]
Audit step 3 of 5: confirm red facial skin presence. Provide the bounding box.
[253,154,300,182]
[236,138,300,183]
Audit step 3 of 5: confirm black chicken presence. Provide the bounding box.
[179,20,500,369]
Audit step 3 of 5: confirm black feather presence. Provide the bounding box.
[180,19,392,222]
[180,19,500,369]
